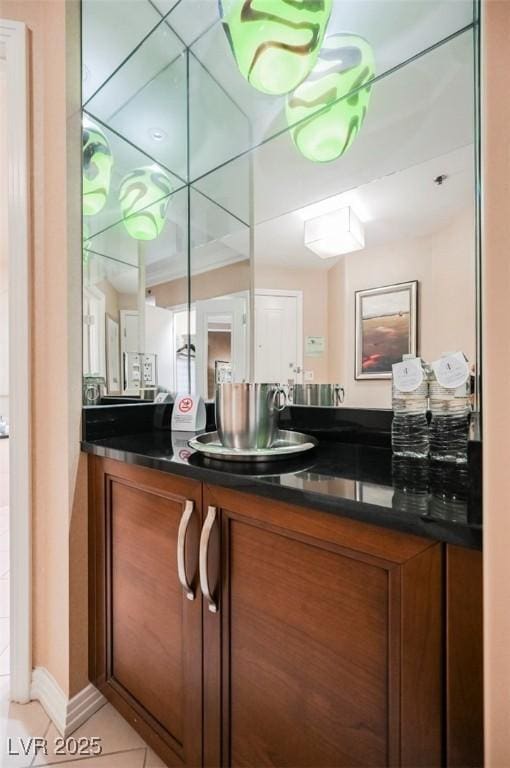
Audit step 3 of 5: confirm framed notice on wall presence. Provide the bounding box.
[355,281,418,380]
[105,314,121,394]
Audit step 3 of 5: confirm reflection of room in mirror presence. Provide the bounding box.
[81,0,478,410]
[252,146,476,409]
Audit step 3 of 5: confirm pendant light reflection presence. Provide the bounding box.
[82,119,113,216]
[82,221,91,265]
[119,166,173,241]
[286,34,375,163]
[220,0,332,96]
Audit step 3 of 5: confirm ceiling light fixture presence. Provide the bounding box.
[286,33,375,163]
[82,119,113,216]
[119,166,173,241]
[219,0,332,95]
[149,127,167,142]
[304,207,365,258]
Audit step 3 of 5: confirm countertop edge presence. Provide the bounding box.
[81,440,482,551]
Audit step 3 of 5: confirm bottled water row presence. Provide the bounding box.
[391,353,471,463]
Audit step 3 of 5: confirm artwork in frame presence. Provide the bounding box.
[355,281,418,380]
[105,314,121,394]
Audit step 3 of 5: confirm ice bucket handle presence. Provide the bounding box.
[272,386,287,412]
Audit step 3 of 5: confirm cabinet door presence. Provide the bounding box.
[202,486,442,768]
[89,457,203,767]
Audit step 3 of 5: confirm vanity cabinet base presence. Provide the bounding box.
[88,456,482,768]
[88,457,203,768]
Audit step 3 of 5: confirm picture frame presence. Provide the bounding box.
[105,314,121,394]
[355,281,418,380]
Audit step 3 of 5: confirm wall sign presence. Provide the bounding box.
[171,394,206,432]
[305,336,326,356]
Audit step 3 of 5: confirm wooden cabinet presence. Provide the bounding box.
[88,456,483,768]
[88,458,203,767]
[202,485,442,768]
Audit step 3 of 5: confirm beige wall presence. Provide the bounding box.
[255,265,329,381]
[118,292,138,311]
[97,280,119,321]
[483,2,510,764]
[2,0,86,697]
[149,259,250,308]
[96,281,137,322]
[328,207,476,408]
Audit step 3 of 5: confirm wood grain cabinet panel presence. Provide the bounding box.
[89,457,203,768]
[202,486,443,768]
[446,545,484,767]
[88,458,483,768]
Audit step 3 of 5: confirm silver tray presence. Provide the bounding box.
[188,429,318,462]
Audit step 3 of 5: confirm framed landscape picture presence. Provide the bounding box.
[355,281,418,380]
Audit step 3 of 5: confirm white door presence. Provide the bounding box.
[255,291,303,384]
[195,297,247,400]
[83,287,106,378]
[145,304,173,391]
[120,310,139,393]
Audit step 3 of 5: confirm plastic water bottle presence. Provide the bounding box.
[429,353,470,464]
[391,356,429,459]
[429,352,471,464]
[392,456,429,515]
[429,390,470,463]
[428,463,468,522]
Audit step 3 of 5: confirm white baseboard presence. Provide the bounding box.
[30,667,106,737]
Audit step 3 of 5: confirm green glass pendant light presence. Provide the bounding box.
[286,33,375,163]
[119,166,173,241]
[220,0,332,96]
[82,118,113,216]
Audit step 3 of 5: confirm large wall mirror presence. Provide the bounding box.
[82,0,479,410]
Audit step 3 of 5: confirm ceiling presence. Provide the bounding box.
[82,0,477,290]
[253,144,475,272]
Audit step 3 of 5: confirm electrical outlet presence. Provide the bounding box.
[304,370,314,382]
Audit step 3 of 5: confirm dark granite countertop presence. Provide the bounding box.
[82,429,482,550]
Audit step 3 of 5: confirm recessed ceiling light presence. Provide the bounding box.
[149,127,167,142]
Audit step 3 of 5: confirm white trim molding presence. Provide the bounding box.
[1,17,32,704]
[31,668,106,737]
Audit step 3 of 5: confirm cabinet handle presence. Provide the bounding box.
[177,500,195,601]
[200,506,218,613]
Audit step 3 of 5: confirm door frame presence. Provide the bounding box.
[254,288,304,381]
[195,296,248,400]
[83,285,106,379]
[119,309,139,394]
[1,19,32,703]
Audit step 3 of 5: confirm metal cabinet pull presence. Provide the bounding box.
[200,506,218,613]
[177,500,195,601]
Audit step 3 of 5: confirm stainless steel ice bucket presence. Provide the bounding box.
[290,383,345,407]
[215,383,287,449]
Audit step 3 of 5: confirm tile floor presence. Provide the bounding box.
[1,685,167,767]
[0,437,165,767]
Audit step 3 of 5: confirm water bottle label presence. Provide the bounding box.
[392,358,424,392]
[431,352,469,389]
